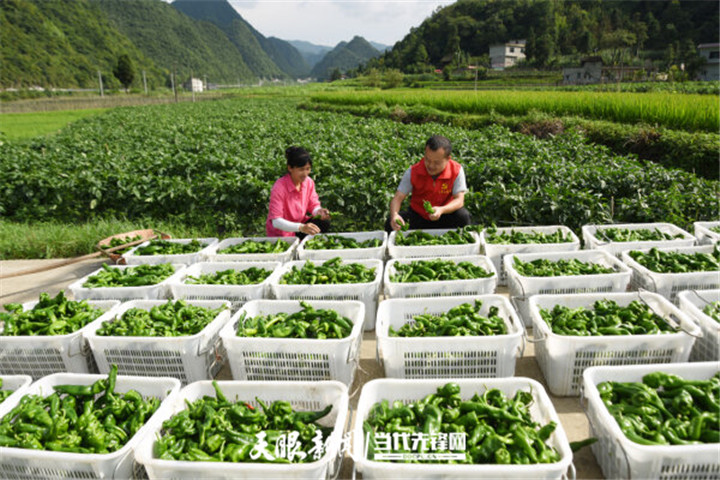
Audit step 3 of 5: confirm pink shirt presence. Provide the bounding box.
[266,173,321,237]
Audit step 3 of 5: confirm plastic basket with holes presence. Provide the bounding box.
[122,238,218,265]
[204,236,299,263]
[582,362,720,480]
[505,249,632,326]
[68,264,186,301]
[297,231,388,261]
[375,295,524,379]
[219,300,364,386]
[0,300,119,378]
[0,375,32,408]
[270,259,383,331]
[167,261,282,306]
[582,222,696,257]
[384,255,497,299]
[134,380,349,480]
[480,225,580,286]
[0,372,180,480]
[387,228,480,258]
[677,289,720,362]
[352,378,573,480]
[693,221,720,246]
[83,300,232,385]
[529,292,699,397]
[621,245,720,303]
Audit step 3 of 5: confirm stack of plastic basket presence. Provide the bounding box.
[504,249,632,325]
[621,245,720,303]
[693,221,720,245]
[204,237,298,263]
[387,228,480,259]
[582,362,720,480]
[122,238,218,265]
[375,295,523,379]
[353,378,573,479]
[528,291,700,396]
[480,225,580,286]
[220,299,365,386]
[0,299,118,378]
[135,380,349,480]
[0,372,180,479]
[677,289,720,361]
[69,264,185,301]
[297,231,388,261]
[84,299,232,384]
[582,222,696,257]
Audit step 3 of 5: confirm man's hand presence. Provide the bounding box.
[429,206,444,221]
[391,215,406,231]
[300,223,321,235]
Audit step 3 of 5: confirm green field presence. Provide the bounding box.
[0,109,105,140]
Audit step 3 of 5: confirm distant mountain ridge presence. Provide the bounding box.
[287,40,333,68]
[311,36,381,80]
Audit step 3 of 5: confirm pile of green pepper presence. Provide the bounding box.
[100,234,142,254]
[628,246,720,273]
[305,234,381,250]
[1,291,104,336]
[83,263,175,288]
[539,300,677,336]
[597,371,720,445]
[595,227,684,242]
[236,301,353,339]
[389,300,507,337]
[390,259,492,283]
[395,228,475,246]
[279,257,376,285]
[363,382,561,464]
[485,226,571,245]
[186,268,272,285]
[710,226,720,234]
[96,300,226,337]
[512,256,615,277]
[154,381,334,463]
[0,379,14,403]
[703,301,720,323]
[219,240,289,255]
[134,239,206,256]
[0,365,161,453]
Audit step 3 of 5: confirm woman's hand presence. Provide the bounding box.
[300,223,321,235]
[391,215,405,231]
[317,208,331,221]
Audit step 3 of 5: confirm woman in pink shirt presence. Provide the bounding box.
[266,146,331,237]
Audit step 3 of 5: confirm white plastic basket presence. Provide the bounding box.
[297,231,388,261]
[0,375,32,408]
[270,259,383,331]
[387,228,480,258]
[529,292,700,396]
[167,261,282,306]
[204,236,298,263]
[353,378,573,480]
[135,380,349,480]
[122,238,218,265]
[0,372,180,480]
[582,222,696,257]
[68,263,185,301]
[84,299,232,385]
[582,362,720,480]
[384,255,497,299]
[375,295,524,379]
[480,225,580,286]
[678,289,720,362]
[505,249,632,326]
[220,300,364,386]
[694,221,720,246]
[0,300,119,378]
[621,245,720,303]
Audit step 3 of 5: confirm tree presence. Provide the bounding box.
[113,54,134,92]
[383,69,404,89]
[363,68,381,88]
[329,68,342,82]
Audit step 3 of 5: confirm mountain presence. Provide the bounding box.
[96,0,257,85]
[310,36,381,80]
[172,0,308,78]
[369,41,392,52]
[287,40,334,68]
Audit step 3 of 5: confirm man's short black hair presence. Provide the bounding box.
[425,135,452,157]
[285,146,312,168]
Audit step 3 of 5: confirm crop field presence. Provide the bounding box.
[309,89,718,132]
[0,96,716,258]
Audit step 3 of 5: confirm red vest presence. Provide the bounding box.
[410,158,461,220]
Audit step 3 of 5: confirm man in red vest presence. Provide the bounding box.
[385,135,472,232]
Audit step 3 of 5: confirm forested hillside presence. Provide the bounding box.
[311,36,381,80]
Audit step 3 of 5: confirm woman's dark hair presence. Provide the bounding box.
[285,146,312,168]
[425,135,452,157]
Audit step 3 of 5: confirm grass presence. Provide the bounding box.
[0,109,105,140]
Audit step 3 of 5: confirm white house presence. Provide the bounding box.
[697,43,720,81]
[184,78,204,92]
[489,40,526,69]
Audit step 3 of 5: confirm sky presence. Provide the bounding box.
[228,1,456,47]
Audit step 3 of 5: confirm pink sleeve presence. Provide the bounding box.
[267,181,286,220]
[307,178,321,213]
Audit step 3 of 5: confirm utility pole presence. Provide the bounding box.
[98,70,104,97]
[191,69,195,102]
[172,65,178,103]
[474,67,478,92]
[142,70,147,94]
[204,74,208,92]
